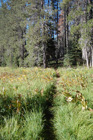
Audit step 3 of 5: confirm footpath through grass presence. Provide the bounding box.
[0,67,93,140]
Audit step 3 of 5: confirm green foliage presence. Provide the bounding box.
[63,38,82,67]
[63,53,72,67]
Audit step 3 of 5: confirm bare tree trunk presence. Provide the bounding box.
[41,0,47,68]
[86,51,89,68]
[43,43,47,68]
[64,7,66,54]
[11,48,13,66]
[80,0,90,68]
[89,0,93,67]
[56,0,59,65]
[42,23,47,68]
[63,4,69,55]
[48,0,49,6]
[1,46,4,65]
[66,6,69,54]
[20,29,25,66]
[91,46,93,67]
[21,44,25,66]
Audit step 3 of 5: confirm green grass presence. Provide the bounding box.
[0,67,56,140]
[0,111,43,140]
[0,67,93,140]
[0,116,20,140]
[22,111,44,140]
[52,67,93,140]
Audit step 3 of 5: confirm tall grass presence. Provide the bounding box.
[0,111,44,140]
[0,67,56,140]
[0,67,92,139]
[53,67,93,140]
[23,111,44,140]
[0,117,20,140]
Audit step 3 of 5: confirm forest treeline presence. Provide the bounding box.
[0,0,93,68]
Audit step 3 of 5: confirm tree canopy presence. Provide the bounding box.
[0,0,93,67]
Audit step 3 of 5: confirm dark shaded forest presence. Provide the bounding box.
[0,0,93,68]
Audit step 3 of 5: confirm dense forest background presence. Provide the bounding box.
[0,0,93,68]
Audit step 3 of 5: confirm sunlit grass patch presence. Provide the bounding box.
[56,67,93,104]
[53,101,93,140]
[0,67,56,116]
[0,67,55,96]
[0,117,20,140]
[23,111,43,140]
[0,67,56,139]
[0,111,44,140]
[53,67,93,140]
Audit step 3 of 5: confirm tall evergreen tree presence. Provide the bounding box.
[59,0,93,67]
[0,0,27,66]
[68,0,93,67]
[25,0,57,67]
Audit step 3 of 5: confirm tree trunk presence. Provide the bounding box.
[43,43,47,68]
[66,5,69,54]
[89,0,93,67]
[48,0,49,6]
[86,51,89,68]
[63,5,69,55]
[64,7,66,54]
[41,0,47,68]
[56,0,59,65]
[90,46,93,67]
[20,29,25,66]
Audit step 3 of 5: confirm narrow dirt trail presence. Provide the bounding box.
[42,97,56,140]
[41,69,60,140]
[55,69,60,85]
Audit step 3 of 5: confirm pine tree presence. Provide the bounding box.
[68,0,93,67]
[60,0,93,67]
[0,0,27,66]
[25,0,56,67]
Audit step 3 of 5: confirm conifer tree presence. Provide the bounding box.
[68,0,93,67]
[0,0,27,66]
[25,0,56,67]
[60,0,93,67]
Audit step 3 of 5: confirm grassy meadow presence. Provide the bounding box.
[0,67,93,140]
